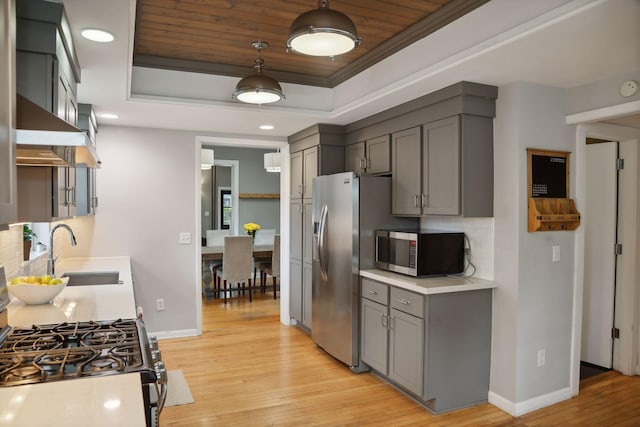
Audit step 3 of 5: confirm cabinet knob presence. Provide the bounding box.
[421,194,426,207]
[414,195,419,207]
[398,298,410,305]
[367,290,378,295]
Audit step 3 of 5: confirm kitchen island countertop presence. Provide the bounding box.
[360,269,497,295]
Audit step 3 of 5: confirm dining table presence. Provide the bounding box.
[201,244,273,298]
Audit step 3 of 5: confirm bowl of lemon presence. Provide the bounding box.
[8,275,69,305]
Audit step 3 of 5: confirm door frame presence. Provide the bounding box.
[571,121,640,395]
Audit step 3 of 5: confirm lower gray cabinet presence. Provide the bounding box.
[302,263,312,328]
[389,307,424,396]
[290,259,302,321]
[360,276,492,413]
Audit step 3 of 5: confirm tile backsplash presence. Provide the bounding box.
[0,224,47,280]
[421,216,494,280]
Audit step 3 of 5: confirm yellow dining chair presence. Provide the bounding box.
[217,235,254,304]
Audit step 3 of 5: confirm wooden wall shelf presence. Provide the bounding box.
[239,193,280,199]
[528,198,581,232]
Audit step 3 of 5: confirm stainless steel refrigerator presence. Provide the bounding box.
[311,172,416,371]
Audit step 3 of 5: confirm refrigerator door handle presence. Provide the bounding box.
[318,204,328,282]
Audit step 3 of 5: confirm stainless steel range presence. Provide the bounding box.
[0,319,167,427]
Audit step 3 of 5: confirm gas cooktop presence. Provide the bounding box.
[0,319,148,386]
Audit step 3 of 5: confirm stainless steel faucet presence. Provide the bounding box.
[47,224,77,276]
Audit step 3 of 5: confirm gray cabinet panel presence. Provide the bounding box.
[302,262,312,328]
[345,141,365,175]
[290,151,303,199]
[17,165,73,222]
[290,201,303,259]
[389,308,424,396]
[302,200,313,264]
[361,277,388,305]
[361,298,388,373]
[390,287,424,318]
[391,127,421,216]
[303,146,317,199]
[290,258,302,321]
[423,116,460,215]
[366,135,391,175]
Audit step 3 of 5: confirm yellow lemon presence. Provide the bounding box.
[49,278,63,285]
[10,276,26,285]
[40,275,53,283]
[26,276,39,284]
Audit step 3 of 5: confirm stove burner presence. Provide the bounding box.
[0,319,146,387]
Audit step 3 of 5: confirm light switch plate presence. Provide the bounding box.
[179,232,191,245]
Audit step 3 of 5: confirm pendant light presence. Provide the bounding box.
[287,0,361,57]
[233,42,284,104]
[264,150,281,173]
[201,149,214,170]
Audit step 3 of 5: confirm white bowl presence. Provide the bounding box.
[8,277,69,305]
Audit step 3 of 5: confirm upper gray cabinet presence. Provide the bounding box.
[16,0,81,126]
[345,135,391,176]
[392,115,492,217]
[347,81,497,218]
[0,0,17,228]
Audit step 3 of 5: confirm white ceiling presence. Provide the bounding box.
[63,0,640,140]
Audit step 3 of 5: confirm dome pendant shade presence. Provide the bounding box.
[287,1,361,57]
[233,41,284,104]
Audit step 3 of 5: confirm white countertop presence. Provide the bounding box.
[0,373,147,427]
[7,256,138,327]
[3,257,146,427]
[360,269,497,295]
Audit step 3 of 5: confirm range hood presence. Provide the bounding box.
[16,95,101,168]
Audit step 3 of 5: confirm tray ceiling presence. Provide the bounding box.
[133,0,488,87]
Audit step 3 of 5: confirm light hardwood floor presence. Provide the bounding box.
[158,292,640,426]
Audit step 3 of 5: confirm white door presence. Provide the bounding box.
[582,141,617,368]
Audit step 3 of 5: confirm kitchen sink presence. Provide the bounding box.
[61,271,122,286]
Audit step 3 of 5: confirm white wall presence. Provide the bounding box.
[490,82,576,413]
[64,126,199,335]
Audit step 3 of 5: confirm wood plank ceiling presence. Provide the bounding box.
[133,0,488,88]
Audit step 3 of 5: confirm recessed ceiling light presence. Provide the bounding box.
[99,113,119,120]
[81,28,115,43]
[259,124,275,130]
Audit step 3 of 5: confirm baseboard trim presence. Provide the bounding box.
[489,387,572,416]
[149,329,199,340]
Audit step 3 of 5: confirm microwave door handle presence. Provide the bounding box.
[318,205,328,282]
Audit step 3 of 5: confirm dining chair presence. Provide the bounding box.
[217,235,254,304]
[253,229,275,289]
[205,229,230,296]
[258,234,280,299]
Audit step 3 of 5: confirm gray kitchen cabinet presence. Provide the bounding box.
[75,104,98,216]
[391,126,422,216]
[289,124,345,329]
[0,0,17,228]
[16,0,81,126]
[392,115,492,217]
[289,198,312,329]
[361,278,424,396]
[360,276,493,413]
[17,164,76,222]
[345,135,391,176]
[344,141,365,175]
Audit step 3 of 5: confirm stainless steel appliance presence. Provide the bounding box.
[312,172,416,371]
[375,230,465,277]
[0,318,167,427]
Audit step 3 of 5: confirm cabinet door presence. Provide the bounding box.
[290,151,303,199]
[345,142,365,175]
[392,127,422,215]
[302,200,313,264]
[423,116,460,215]
[0,0,16,226]
[366,135,391,175]
[290,201,303,260]
[361,298,388,374]
[302,146,318,199]
[389,308,424,396]
[302,262,313,329]
[290,258,302,321]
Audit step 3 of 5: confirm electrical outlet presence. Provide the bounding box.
[179,232,191,245]
[552,245,560,262]
[156,298,165,311]
[537,349,546,367]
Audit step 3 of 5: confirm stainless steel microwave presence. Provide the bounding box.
[375,230,465,277]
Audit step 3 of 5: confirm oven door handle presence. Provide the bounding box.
[158,381,168,413]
